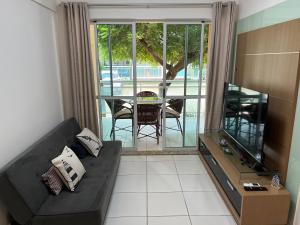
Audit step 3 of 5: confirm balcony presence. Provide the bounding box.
[99,76,206,151]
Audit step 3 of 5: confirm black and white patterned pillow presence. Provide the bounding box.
[51,146,86,191]
[76,128,102,157]
[42,166,64,195]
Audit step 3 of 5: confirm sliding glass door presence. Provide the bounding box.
[94,21,209,150]
[96,23,136,148]
[162,23,209,149]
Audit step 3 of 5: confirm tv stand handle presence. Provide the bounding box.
[211,157,217,165]
[227,179,234,191]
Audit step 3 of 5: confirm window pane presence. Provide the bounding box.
[166,24,185,96]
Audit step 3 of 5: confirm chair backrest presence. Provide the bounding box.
[168,99,184,114]
[137,91,158,97]
[137,104,160,124]
[105,99,127,114]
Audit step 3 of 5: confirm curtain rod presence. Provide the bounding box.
[86,3,215,8]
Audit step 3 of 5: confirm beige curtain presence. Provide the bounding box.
[0,204,8,225]
[56,3,99,136]
[205,1,238,130]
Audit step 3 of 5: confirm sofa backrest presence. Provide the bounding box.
[0,118,81,225]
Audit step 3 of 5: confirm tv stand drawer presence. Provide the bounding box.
[203,154,242,215]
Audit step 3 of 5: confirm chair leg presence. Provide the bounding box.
[132,118,134,136]
[160,115,163,136]
[176,118,183,135]
[137,125,140,135]
[156,123,159,144]
[110,118,116,139]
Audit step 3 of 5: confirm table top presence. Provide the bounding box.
[135,97,163,105]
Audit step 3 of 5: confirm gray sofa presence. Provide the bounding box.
[0,118,121,225]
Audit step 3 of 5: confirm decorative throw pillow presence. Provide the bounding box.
[70,142,88,159]
[42,166,64,195]
[51,146,86,191]
[76,128,102,157]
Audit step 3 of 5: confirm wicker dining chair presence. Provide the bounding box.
[105,99,133,138]
[161,99,184,135]
[137,91,158,97]
[136,91,160,144]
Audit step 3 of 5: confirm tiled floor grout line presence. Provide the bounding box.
[111,156,234,224]
[113,190,217,194]
[173,157,194,225]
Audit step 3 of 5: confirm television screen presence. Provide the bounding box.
[223,83,269,164]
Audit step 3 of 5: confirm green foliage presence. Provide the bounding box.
[97,23,209,72]
[136,23,163,65]
[98,24,133,65]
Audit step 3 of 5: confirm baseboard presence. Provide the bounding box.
[121,150,200,155]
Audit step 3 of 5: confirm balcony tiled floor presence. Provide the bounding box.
[101,114,205,151]
[105,155,236,225]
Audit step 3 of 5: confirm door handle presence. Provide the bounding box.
[163,88,166,98]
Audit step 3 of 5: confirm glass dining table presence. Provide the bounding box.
[136,96,163,105]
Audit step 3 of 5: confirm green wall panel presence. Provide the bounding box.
[238,0,300,34]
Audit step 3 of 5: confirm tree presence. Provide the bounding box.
[97,23,209,80]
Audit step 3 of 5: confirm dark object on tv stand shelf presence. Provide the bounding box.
[0,118,122,225]
[238,149,272,176]
[219,138,229,147]
[244,186,268,191]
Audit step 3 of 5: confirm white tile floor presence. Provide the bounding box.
[105,155,237,225]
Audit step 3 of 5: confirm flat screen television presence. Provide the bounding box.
[222,83,269,165]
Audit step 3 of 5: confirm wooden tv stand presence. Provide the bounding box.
[198,131,290,225]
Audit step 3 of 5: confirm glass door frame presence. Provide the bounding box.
[94,20,209,151]
[161,22,207,150]
[94,21,138,150]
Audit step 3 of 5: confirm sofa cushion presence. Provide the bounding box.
[42,166,64,196]
[77,128,103,157]
[69,142,88,159]
[0,118,81,225]
[32,141,121,225]
[52,147,86,191]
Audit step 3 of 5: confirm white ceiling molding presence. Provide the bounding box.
[238,0,287,19]
[58,0,237,4]
[31,0,57,11]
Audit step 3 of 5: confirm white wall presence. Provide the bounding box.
[238,0,287,19]
[0,0,63,168]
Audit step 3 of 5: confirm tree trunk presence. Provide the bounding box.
[166,70,177,80]
[138,37,199,80]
